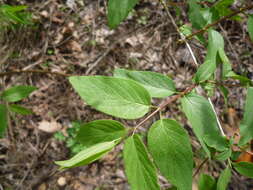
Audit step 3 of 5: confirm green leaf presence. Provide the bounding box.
[69,76,151,119]
[1,5,28,12]
[9,104,33,115]
[215,148,232,161]
[219,85,229,105]
[218,48,233,78]
[181,93,225,156]
[123,135,160,190]
[76,120,127,147]
[198,174,216,190]
[247,15,253,42]
[148,119,193,190]
[217,167,231,190]
[55,140,118,169]
[188,0,208,29]
[239,87,253,145]
[0,5,32,25]
[233,162,253,178]
[195,60,216,83]
[114,69,176,98]
[203,134,229,152]
[195,30,224,82]
[1,85,37,102]
[0,104,8,138]
[213,0,234,17]
[226,72,252,86]
[54,132,66,141]
[108,0,139,29]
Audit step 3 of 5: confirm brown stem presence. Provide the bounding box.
[208,80,244,88]
[193,157,209,177]
[132,84,197,134]
[0,69,72,78]
[183,4,253,41]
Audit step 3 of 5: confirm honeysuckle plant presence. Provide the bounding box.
[54,1,253,189]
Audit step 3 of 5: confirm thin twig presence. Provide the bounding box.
[193,157,209,177]
[132,84,197,134]
[183,4,253,41]
[0,69,72,78]
[159,0,199,67]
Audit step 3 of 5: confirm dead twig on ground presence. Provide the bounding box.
[0,69,72,78]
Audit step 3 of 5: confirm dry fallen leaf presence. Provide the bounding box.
[38,120,61,133]
[67,40,82,52]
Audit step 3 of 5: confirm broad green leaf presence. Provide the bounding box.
[108,0,139,29]
[76,120,127,147]
[55,140,118,169]
[233,162,253,178]
[181,93,225,156]
[69,76,151,119]
[247,15,253,42]
[1,85,37,102]
[188,0,218,29]
[213,0,234,17]
[123,135,160,190]
[195,30,224,82]
[148,119,193,190]
[114,69,176,98]
[188,0,208,29]
[9,104,33,115]
[217,167,231,190]
[198,174,216,190]
[0,104,7,137]
[239,87,253,145]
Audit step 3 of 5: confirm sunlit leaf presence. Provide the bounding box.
[69,76,151,119]
[55,140,118,169]
[1,85,37,102]
[76,120,127,147]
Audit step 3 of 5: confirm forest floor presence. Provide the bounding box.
[0,0,253,190]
